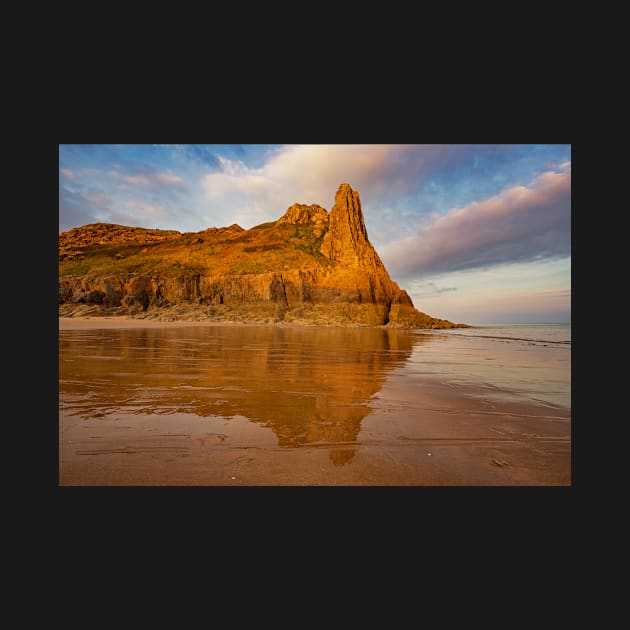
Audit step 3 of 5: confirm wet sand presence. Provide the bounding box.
[59,318,570,486]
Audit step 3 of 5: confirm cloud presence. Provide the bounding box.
[128,200,169,218]
[404,257,571,324]
[59,186,159,232]
[155,171,184,186]
[110,169,185,189]
[59,186,115,231]
[59,187,98,231]
[559,161,571,172]
[539,288,572,299]
[121,174,152,186]
[179,145,221,167]
[379,164,571,279]
[59,168,75,181]
[198,144,483,228]
[412,282,458,297]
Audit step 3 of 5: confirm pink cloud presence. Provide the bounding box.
[155,171,184,186]
[380,164,571,278]
[121,174,152,186]
[109,170,184,188]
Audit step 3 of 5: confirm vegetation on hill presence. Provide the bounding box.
[59,220,333,278]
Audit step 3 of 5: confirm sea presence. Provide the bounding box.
[426,323,571,345]
[414,323,571,408]
[58,321,571,485]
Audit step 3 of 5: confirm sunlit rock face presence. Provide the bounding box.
[59,183,466,329]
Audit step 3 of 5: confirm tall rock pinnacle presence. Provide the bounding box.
[320,183,384,270]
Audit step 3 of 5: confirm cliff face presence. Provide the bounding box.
[58,183,465,328]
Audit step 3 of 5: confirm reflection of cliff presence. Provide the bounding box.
[59,326,428,465]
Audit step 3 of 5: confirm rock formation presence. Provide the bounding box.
[58,183,466,328]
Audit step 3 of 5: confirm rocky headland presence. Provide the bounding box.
[59,183,466,328]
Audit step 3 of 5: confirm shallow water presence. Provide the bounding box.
[59,324,571,485]
[408,327,571,409]
[426,323,571,345]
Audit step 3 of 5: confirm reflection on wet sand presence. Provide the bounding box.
[59,324,570,485]
[60,326,427,467]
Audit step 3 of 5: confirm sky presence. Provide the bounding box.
[59,144,571,324]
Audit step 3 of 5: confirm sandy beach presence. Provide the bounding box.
[59,317,571,485]
[59,316,260,329]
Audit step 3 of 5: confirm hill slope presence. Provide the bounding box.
[58,183,466,328]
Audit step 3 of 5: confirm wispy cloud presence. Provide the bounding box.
[110,169,185,189]
[538,287,572,299]
[179,145,221,167]
[59,186,118,231]
[59,168,75,181]
[120,174,152,186]
[155,171,184,186]
[412,282,458,298]
[406,258,571,324]
[59,186,171,232]
[128,200,169,217]
[380,163,571,279]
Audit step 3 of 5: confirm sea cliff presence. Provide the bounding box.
[59,183,466,328]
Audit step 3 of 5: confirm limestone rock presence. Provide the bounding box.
[58,184,467,328]
[320,183,381,269]
[278,203,328,225]
[277,203,329,238]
